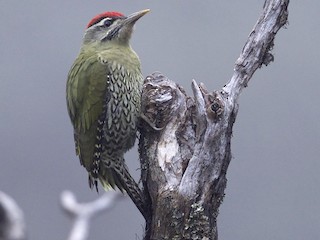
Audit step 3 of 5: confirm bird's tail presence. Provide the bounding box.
[98,158,147,218]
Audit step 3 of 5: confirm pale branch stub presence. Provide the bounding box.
[0,191,26,240]
[60,190,123,240]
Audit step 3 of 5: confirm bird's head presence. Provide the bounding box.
[83,9,150,45]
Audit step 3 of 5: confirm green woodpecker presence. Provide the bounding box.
[66,9,149,217]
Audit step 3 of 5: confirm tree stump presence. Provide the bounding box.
[138,0,289,239]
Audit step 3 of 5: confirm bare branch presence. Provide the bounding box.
[60,191,123,240]
[140,1,289,239]
[223,0,289,102]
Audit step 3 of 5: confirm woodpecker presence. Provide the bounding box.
[66,9,149,217]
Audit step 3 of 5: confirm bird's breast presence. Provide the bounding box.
[102,60,143,156]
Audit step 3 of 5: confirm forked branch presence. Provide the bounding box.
[139,1,289,239]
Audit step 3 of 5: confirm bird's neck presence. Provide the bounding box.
[80,41,141,73]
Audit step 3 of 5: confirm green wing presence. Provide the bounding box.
[66,53,109,171]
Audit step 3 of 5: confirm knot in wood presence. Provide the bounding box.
[262,52,274,66]
[207,98,224,119]
[197,83,224,121]
[141,73,177,130]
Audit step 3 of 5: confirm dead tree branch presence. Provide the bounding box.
[139,0,289,239]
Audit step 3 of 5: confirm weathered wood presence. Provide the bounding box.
[139,0,289,239]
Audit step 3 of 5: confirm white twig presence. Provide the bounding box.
[0,191,26,240]
[60,190,123,240]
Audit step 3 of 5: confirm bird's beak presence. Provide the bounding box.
[103,9,150,42]
[123,9,150,26]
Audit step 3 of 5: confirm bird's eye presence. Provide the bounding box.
[103,18,113,27]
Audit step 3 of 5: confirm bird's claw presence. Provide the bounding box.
[140,113,164,131]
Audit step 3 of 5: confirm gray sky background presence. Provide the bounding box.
[1,1,319,239]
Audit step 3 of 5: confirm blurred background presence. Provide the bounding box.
[1,1,319,239]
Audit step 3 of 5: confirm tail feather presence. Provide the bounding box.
[98,159,147,218]
[98,168,124,192]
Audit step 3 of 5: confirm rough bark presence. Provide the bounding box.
[139,0,289,239]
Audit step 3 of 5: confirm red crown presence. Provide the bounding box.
[86,12,124,29]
